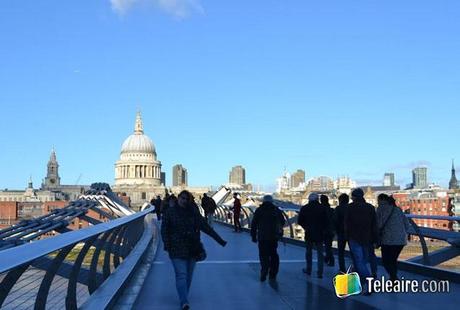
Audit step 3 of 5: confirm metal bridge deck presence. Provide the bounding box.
[134,223,459,310]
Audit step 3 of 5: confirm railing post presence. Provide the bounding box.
[88,230,113,294]
[65,235,99,310]
[0,263,30,307]
[103,227,122,280]
[408,218,431,265]
[34,243,77,310]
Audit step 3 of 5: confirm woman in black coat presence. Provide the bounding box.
[161,190,227,310]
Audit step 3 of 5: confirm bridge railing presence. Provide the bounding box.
[213,204,460,281]
[0,207,155,310]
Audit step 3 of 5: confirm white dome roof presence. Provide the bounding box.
[120,112,156,155]
[121,134,156,154]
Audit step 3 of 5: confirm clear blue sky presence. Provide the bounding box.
[0,0,459,190]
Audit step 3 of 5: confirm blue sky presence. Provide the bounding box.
[0,0,459,190]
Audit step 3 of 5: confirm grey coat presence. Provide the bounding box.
[377,202,410,246]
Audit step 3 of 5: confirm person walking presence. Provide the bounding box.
[161,190,227,310]
[250,195,286,281]
[335,193,349,273]
[321,195,335,267]
[298,193,329,278]
[153,195,162,220]
[377,194,410,281]
[231,193,242,232]
[201,193,217,226]
[344,188,378,293]
[161,192,170,214]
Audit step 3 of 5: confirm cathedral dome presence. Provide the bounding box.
[120,112,156,156]
[121,134,156,154]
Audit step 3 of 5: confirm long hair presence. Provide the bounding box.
[178,190,192,203]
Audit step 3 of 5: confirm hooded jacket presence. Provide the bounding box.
[251,202,286,241]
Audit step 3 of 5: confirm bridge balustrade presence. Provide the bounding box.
[0,207,155,309]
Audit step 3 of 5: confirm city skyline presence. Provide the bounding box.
[0,138,456,192]
[1,1,459,190]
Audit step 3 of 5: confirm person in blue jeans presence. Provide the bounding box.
[344,188,378,294]
[298,193,329,278]
[161,190,227,309]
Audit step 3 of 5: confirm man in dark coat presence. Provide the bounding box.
[251,195,286,281]
[335,193,349,273]
[201,193,217,226]
[152,195,162,220]
[321,195,335,267]
[298,193,329,278]
[345,188,378,290]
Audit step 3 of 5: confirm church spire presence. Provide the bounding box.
[134,111,144,135]
[50,147,57,162]
[449,159,458,190]
[43,147,60,189]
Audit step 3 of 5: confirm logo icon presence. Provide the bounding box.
[333,267,362,298]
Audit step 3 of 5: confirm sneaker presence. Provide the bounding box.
[260,274,267,282]
[302,268,311,275]
[182,304,190,310]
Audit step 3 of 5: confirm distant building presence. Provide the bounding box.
[362,185,401,192]
[112,112,165,207]
[0,149,88,204]
[450,194,460,231]
[334,176,357,195]
[160,172,166,186]
[42,148,61,190]
[172,164,188,187]
[449,160,458,190]
[229,165,246,185]
[412,167,428,189]
[393,190,450,232]
[291,169,306,188]
[276,172,291,193]
[383,173,395,187]
[307,176,334,192]
[0,202,19,228]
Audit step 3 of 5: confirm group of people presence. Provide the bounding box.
[158,187,410,309]
[298,188,410,293]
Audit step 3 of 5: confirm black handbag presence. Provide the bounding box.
[192,240,207,261]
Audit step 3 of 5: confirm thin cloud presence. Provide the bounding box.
[110,0,204,18]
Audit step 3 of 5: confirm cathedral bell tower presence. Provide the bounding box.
[43,148,61,190]
[449,159,458,190]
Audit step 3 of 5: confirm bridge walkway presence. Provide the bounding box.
[134,223,459,310]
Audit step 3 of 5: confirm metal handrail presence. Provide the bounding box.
[0,207,154,274]
[406,214,460,221]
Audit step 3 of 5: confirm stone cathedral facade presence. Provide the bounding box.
[112,112,166,208]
